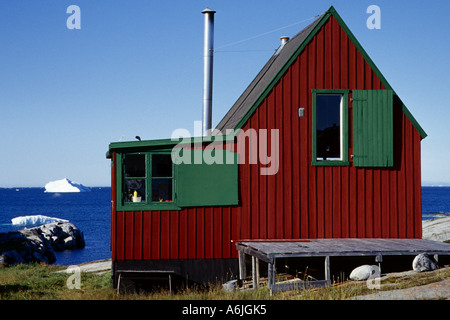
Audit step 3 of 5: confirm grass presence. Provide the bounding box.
[0,263,116,300]
[0,263,449,300]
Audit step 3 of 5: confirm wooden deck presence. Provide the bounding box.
[234,239,450,294]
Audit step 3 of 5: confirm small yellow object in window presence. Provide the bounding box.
[133,190,138,198]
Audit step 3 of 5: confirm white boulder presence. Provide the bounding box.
[35,222,85,251]
[349,265,378,281]
[412,254,437,272]
[222,280,238,292]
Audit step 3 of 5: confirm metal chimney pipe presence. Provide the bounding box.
[280,36,289,46]
[275,36,290,55]
[202,8,215,136]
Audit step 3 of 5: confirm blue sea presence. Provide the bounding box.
[0,187,111,266]
[422,186,450,220]
[0,186,449,266]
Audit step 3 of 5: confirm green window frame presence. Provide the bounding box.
[122,152,148,204]
[150,153,174,203]
[312,89,349,166]
[116,147,239,211]
[117,150,180,211]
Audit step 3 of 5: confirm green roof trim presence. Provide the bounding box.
[233,6,427,139]
[106,134,236,158]
[328,7,427,139]
[233,10,330,131]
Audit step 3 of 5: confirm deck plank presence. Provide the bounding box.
[235,239,450,259]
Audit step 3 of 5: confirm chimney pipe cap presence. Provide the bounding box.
[202,8,216,14]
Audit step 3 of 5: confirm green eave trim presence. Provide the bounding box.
[107,134,236,158]
[233,9,330,131]
[232,6,427,140]
[329,7,427,139]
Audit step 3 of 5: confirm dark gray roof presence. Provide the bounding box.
[215,14,323,132]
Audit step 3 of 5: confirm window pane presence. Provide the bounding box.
[124,154,146,177]
[124,179,146,202]
[316,94,342,160]
[152,179,172,202]
[152,154,172,177]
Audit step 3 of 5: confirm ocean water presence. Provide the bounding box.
[0,186,449,266]
[0,187,110,266]
[422,186,450,220]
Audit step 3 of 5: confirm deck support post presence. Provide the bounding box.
[324,256,330,284]
[252,256,260,289]
[375,254,383,275]
[238,250,246,282]
[268,259,276,296]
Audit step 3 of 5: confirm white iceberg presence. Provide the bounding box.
[44,178,91,193]
[11,215,69,226]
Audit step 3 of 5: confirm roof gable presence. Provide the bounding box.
[215,6,426,139]
[215,13,323,132]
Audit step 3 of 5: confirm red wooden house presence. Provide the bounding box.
[107,6,427,286]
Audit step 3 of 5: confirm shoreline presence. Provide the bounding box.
[422,216,450,242]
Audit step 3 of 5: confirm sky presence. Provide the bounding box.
[0,0,449,187]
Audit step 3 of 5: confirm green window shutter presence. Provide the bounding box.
[174,149,238,207]
[352,89,394,167]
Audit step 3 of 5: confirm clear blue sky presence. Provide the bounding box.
[0,0,449,187]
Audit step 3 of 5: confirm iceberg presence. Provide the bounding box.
[11,215,69,226]
[44,178,91,193]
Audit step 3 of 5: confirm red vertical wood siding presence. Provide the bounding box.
[111,16,423,262]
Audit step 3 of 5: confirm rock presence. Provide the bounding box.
[0,231,55,266]
[349,265,378,281]
[27,222,85,251]
[422,216,450,242]
[413,254,437,272]
[0,250,26,267]
[0,254,6,267]
[0,222,85,266]
[222,280,238,292]
[33,251,48,264]
[64,236,75,249]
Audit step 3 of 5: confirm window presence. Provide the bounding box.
[151,154,173,202]
[118,150,177,210]
[311,89,394,167]
[316,94,343,160]
[123,153,146,203]
[116,147,238,211]
[312,89,349,166]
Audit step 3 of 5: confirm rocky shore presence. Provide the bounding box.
[0,222,85,266]
[422,216,450,243]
